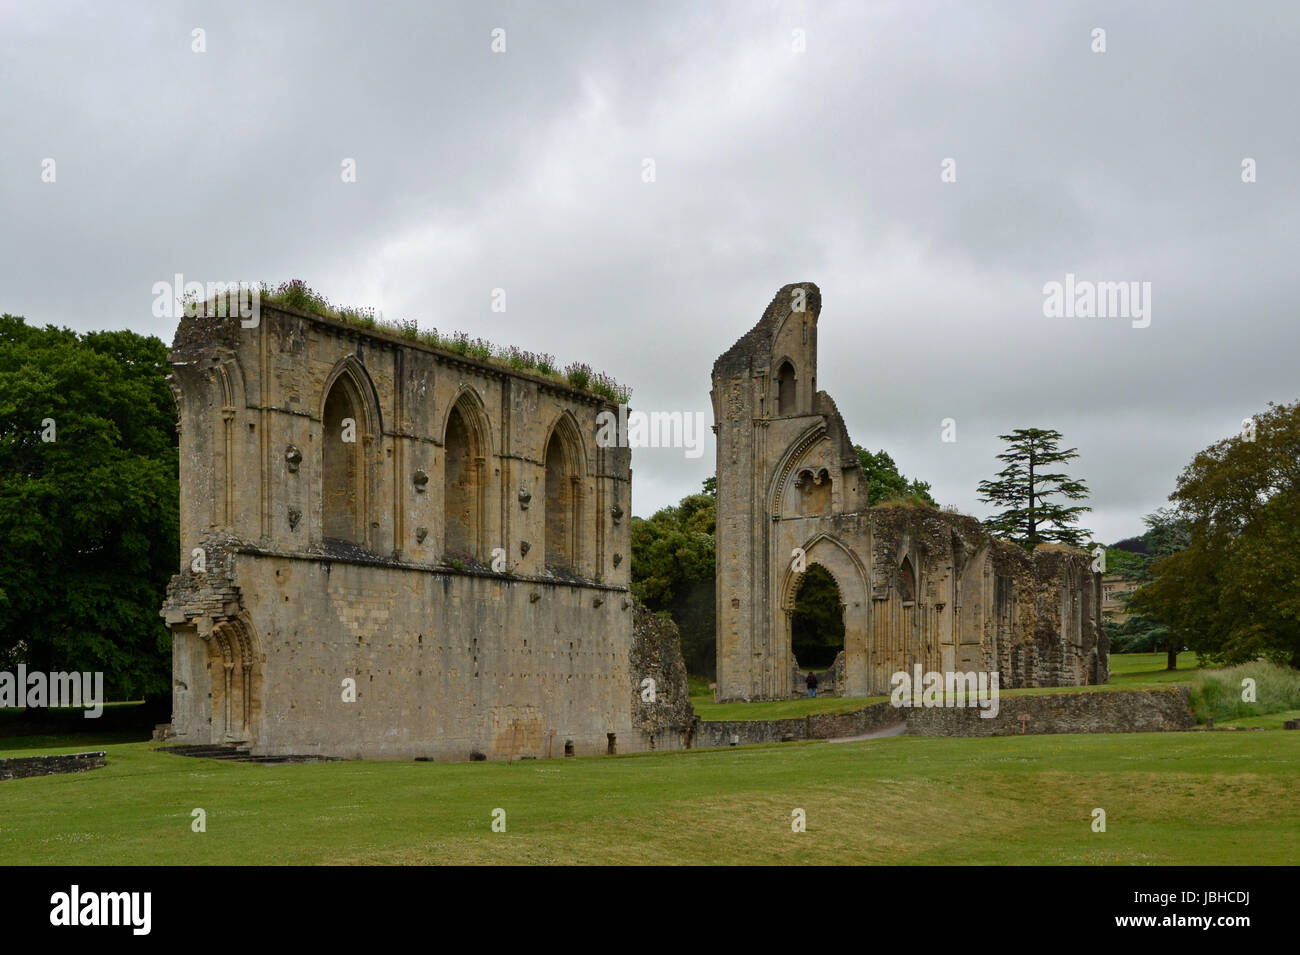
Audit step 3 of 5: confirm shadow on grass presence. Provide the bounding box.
[0,701,162,751]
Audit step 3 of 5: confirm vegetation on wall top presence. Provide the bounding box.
[202,280,633,405]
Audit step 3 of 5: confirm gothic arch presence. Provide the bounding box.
[777,533,870,696]
[542,408,588,476]
[439,386,494,460]
[319,355,381,546]
[780,532,870,612]
[774,358,797,415]
[899,555,916,602]
[766,422,829,514]
[208,614,262,744]
[210,353,247,529]
[543,411,586,575]
[443,388,493,561]
[320,355,382,438]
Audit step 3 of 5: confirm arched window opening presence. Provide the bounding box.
[796,467,832,515]
[444,402,482,560]
[791,564,845,670]
[544,427,579,574]
[899,556,916,602]
[776,361,796,415]
[323,376,362,543]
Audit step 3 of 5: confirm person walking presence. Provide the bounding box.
[806,670,819,698]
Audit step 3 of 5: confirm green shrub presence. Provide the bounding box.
[254,283,628,401]
[465,336,494,362]
[565,361,592,390]
[1188,661,1300,723]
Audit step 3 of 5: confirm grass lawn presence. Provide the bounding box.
[1220,709,1300,729]
[0,729,1296,865]
[1108,651,1200,684]
[689,653,1203,722]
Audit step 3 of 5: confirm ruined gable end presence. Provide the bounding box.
[712,285,1107,701]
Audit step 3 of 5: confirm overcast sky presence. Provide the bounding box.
[3,1,1297,544]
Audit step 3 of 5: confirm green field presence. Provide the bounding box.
[1,728,1296,865]
[2,653,1294,865]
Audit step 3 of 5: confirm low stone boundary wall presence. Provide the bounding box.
[694,701,906,748]
[904,687,1195,737]
[0,751,107,780]
[693,687,1195,747]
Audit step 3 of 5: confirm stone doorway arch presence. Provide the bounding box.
[779,534,870,697]
[208,616,262,744]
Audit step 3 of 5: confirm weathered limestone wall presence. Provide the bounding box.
[166,302,630,579]
[630,604,698,751]
[170,552,635,760]
[905,687,1193,737]
[162,301,644,760]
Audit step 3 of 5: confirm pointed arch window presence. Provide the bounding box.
[899,556,916,602]
[444,398,485,561]
[776,361,796,415]
[544,417,584,575]
[322,375,364,543]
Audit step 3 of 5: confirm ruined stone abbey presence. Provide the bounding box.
[159,281,1105,760]
[160,300,694,760]
[711,283,1107,701]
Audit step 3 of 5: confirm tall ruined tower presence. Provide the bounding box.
[711,283,869,701]
[711,283,1107,703]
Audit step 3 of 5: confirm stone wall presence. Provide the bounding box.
[161,301,639,760]
[692,687,1194,747]
[0,751,107,781]
[695,702,905,748]
[905,687,1194,737]
[630,604,698,751]
[169,551,638,760]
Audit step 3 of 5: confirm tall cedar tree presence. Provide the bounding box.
[978,428,1091,550]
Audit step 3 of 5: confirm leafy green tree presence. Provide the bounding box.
[1141,506,1191,567]
[1107,509,1193,669]
[0,315,178,700]
[977,428,1091,550]
[854,447,936,506]
[1103,546,1147,580]
[1132,402,1300,669]
[629,483,716,674]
